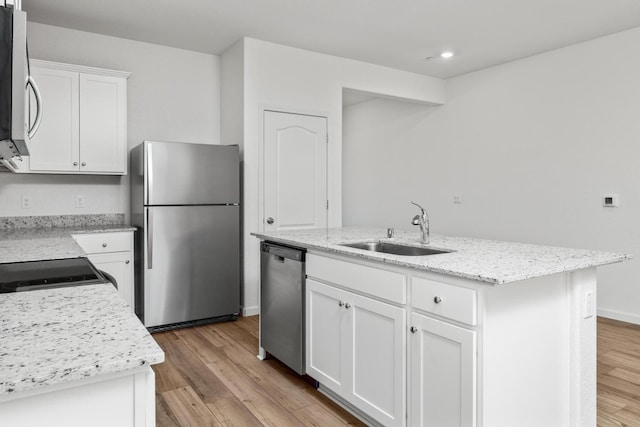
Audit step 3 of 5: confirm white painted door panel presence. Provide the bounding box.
[264,111,327,231]
[80,73,127,173]
[349,292,406,427]
[89,252,134,310]
[306,279,344,394]
[28,67,79,172]
[410,312,477,427]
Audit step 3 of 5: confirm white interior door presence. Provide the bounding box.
[264,111,328,231]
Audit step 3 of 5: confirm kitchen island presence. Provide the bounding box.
[0,215,163,427]
[253,227,629,427]
[0,284,163,427]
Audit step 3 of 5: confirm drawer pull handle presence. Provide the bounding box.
[434,296,442,304]
[125,260,130,264]
[410,326,418,333]
[102,243,108,248]
[345,303,351,309]
[338,301,344,307]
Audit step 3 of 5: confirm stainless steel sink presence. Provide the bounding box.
[339,241,451,256]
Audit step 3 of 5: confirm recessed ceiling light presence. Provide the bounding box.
[440,51,454,59]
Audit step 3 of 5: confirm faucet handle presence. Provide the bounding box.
[411,201,426,214]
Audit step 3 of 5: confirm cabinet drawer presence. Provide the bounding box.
[412,276,477,325]
[307,253,406,304]
[73,232,132,254]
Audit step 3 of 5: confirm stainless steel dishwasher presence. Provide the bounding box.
[260,241,306,375]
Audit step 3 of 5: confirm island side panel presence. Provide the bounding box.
[481,273,571,427]
[0,366,156,427]
[569,268,597,427]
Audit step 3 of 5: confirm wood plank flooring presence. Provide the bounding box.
[152,315,364,426]
[153,315,640,427]
[598,317,640,427]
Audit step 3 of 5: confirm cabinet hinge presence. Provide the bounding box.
[326,200,329,210]
[326,134,329,144]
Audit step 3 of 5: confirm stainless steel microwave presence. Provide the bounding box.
[0,2,41,164]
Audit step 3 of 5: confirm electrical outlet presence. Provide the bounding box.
[76,195,85,208]
[453,194,463,205]
[584,290,595,319]
[21,195,32,209]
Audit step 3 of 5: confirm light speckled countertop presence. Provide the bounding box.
[0,217,157,399]
[0,224,136,264]
[252,228,630,284]
[0,284,163,397]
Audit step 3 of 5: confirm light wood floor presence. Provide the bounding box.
[152,315,364,426]
[153,316,640,427]
[598,317,640,426]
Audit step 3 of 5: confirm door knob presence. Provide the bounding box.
[81,162,86,167]
[266,217,274,225]
[73,161,78,166]
[410,326,418,333]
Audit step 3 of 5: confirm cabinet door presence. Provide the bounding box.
[347,292,406,427]
[79,73,127,173]
[28,67,80,172]
[306,279,346,394]
[89,252,134,310]
[410,313,476,427]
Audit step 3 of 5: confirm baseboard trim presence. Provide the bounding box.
[598,309,640,325]
[242,306,259,317]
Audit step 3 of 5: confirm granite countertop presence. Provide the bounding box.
[252,227,631,284]
[0,224,136,264]
[0,284,163,398]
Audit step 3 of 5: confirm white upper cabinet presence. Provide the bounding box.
[79,73,127,173]
[27,67,79,172]
[20,60,129,175]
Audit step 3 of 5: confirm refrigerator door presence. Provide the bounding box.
[144,141,239,206]
[143,205,240,327]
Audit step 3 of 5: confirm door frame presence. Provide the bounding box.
[258,104,331,233]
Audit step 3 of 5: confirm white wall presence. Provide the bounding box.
[0,23,221,219]
[343,27,640,323]
[234,38,445,314]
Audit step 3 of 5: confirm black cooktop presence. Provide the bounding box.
[0,258,107,293]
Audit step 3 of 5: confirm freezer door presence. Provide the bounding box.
[145,141,239,206]
[143,205,240,327]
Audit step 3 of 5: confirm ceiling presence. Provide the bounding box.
[22,0,640,79]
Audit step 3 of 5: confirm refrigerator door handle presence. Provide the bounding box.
[147,208,153,269]
[146,143,153,205]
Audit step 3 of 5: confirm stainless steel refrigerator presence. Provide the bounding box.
[130,141,240,330]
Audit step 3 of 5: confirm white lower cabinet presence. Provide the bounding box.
[73,231,134,309]
[302,252,583,427]
[89,251,134,309]
[306,278,406,427]
[409,312,476,427]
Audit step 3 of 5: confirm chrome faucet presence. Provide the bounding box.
[411,201,429,244]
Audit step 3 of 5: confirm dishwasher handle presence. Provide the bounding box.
[261,242,305,262]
